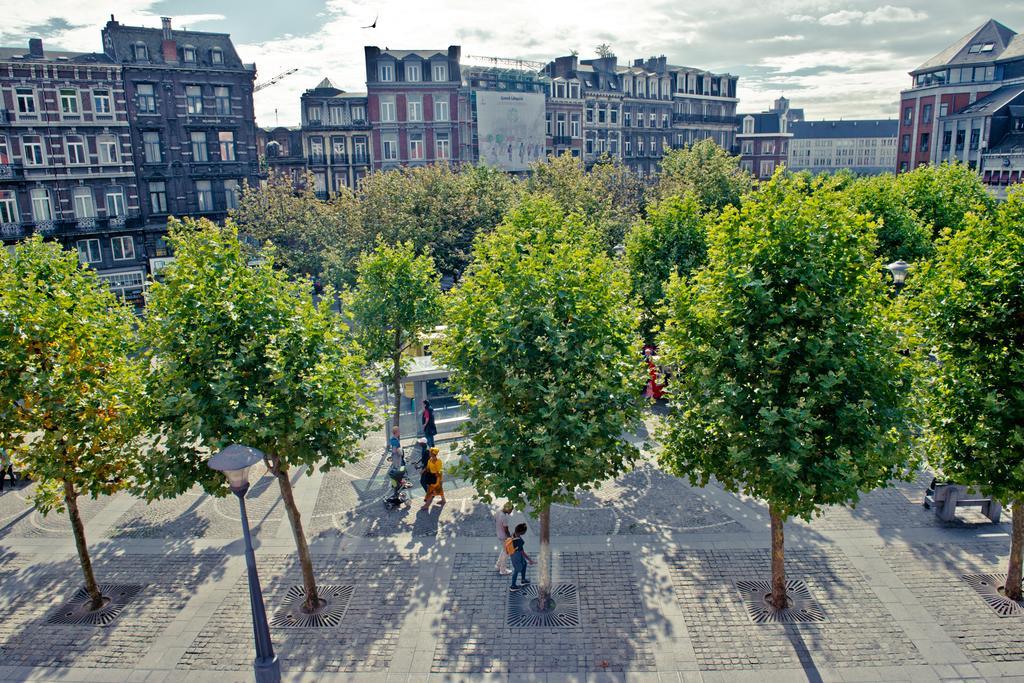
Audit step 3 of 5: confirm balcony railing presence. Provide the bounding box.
[0,222,25,239]
[331,154,348,164]
[308,154,327,165]
[351,154,370,165]
[0,162,24,180]
[552,135,573,146]
[672,113,735,125]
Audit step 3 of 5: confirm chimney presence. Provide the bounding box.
[160,17,177,62]
[161,17,172,40]
[28,38,43,58]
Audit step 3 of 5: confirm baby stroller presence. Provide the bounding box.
[383,465,410,510]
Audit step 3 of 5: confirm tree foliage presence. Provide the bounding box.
[844,174,934,263]
[897,162,994,237]
[655,138,753,211]
[624,193,709,341]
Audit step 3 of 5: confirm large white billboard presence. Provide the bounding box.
[476,91,546,172]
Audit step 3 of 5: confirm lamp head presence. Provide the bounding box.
[886,260,910,286]
[208,444,265,492]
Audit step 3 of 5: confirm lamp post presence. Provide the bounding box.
[208,444,281,683]
[613,243,626,258]
[885,260,910,295]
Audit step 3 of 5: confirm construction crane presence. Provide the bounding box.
[254,68,299,92]
[465,55,547,72]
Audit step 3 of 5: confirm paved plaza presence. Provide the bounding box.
[0,415,1022,682]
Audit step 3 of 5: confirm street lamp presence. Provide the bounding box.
[208,444,281,683]
[885,260,910,295]
[613,244,626,258]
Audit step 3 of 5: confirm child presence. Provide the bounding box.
[506,522,535,591]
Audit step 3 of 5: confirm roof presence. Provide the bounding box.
[954,83,1024,116]
[790,119,899,139]
[0,46,113,64]
[377,49,448,60]
[998,34,1024,62]
[914,19,1018,73]
[737,112,784,134]
[315,77,338,90]
[102,18,249,70]
[989,131,1024,153]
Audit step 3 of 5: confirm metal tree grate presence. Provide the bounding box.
[271,584,353,628]
[507,583,580,628]
[47,584,145,626]
[962,574,1024,617]
[736,579,827,624]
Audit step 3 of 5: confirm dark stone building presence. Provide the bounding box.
[541,56,586,159]
[259,125,306,184]
[0,38,147,302]
[101,16,258,274]
[300,78,371,195]
[735,96,803,180]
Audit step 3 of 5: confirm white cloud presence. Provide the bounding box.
[750,34,806,43]
[815,5,927,27]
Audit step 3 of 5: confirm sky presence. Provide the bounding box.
[4,0,1024,128]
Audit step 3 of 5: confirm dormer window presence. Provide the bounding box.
[132,43,148,61]
[182,46,197,63]
[432,62,448,82]
[742,116,754,134]
[405,62,421,82]
[378,62,395,82]
[211,48,224,64]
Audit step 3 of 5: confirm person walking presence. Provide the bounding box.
[494,502,514,575]
[421,447,445,509]
[421,400,437,447]
[507,522,535,591]
[415,437,430,471]
[389,425,405,471]
[0,446,16,492]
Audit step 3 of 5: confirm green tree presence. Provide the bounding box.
[659,173,916,608]
[349,241,442,430]
[142,218,373,612]
[655,138,753,211]
[624,193,709,342]
[897,162,994,238]
[911,186,1024,600]
[436,197,644,607]
[0,237,144,609]
[844,174,934,263]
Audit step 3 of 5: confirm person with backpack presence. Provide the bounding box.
[421,400,437,447]
[506,522,535,591]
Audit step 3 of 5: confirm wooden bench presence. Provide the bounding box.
[924,482,1001,523]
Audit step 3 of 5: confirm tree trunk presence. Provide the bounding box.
[64,480,103,610]
[392,348,403,433]
[273,460,320,611]
[537,504,552,610]
[1006,500,1024,601]
[769,505,788,609]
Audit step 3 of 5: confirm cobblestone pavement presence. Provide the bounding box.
[0,483,114,539]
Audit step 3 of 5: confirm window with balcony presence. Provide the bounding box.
[77,239,102,264]
[351,105,366,122]
[378,63,395,82]
[186,85,203,114]
[22,136,45,166]
[60,88,79,116]
[435,132,450,159]
[15,88,36,115]
[433,98,449,121]
[409,133,424,160]
[66,136,87,165]
[219,131,236,161]
[136,83,157,113]
[224,179,239,210]
[406,62,421,82]
[328,107,345,125]
[143,131,161,163]
[382,134,399,161]
[353,139,368,163]
[215,87,231,115]
[331,138,346,162]
[30,188,53,221]
[191,132,208,161]
[105,188,126,217]
[0,136,8,165]
[309,137,325,163]
[112,235,135,261]
[196,180,214,211]
[0,191,17,224]
[98,135,119,164]
[408,97,423,121]
[380,96,396,122]
[556,113,567,136]
[432,63,448,82]
[149,181,167,214]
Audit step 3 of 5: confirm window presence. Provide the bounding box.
[98,270,145,292]
[186,85,203,114]
[331,137,346,161]
[307,106,322,124]
[624,111,632,127]
[586,138,594,154]
[955,129,965,150]
[939,103,949,117]
[409,133,424,160]
[741,140,753,155]
[136,84,156,113]
[919,132,930,153]
[380,96,396,122]
[132,43,148,61]
[351,105,366,122]
[586,105,593,123]
[378,62,395,82]
[759,160,774,177]
[610,108,619,125]
[598,107,606,124]
[556,113,566,136]
[196,180,214,211]
[435,133,450,160]
[328,106,345,125]
[182,46,197,63]
[60,88,79,115]
[30,189,53,221]
[219,131,236,161]
[22,136,44,165]
[224,179,239,210]
[377,134,398,161]
[149,181,167,214]
[0,190,19,224]
[77,239,102,264]
[969,129,980,150]
[98,135,119,164]
[143,131,161,163]
[215,86,231,115]
[570,113,580,138]
[309,137,324,162]
[408,97,423,121]
[191,132,208,161]
[433,97,449,121]
[922,104,932,124]
[105,189,126,217]
[903,106,913,125]
[545,112,552,136]
[353,138,368,162]
[901,134,910,153]
[66,136,87,165]
[762,141,775,155]
[15,88,36,115]
[624,139,631,157]
[93,89,111,115]
[432,63,448,82]
[406,62,421,82]
[211,48,224,64]
[111,235,135,261]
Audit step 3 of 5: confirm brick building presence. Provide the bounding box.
[364,46,465,169]
[101,16,259,273]
[0,38,147,302]
[735,97,802,179]
[540,56,585,159]
[300,78,371,196]
[787,119,898,175]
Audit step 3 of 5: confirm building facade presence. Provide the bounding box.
[259,126,306,184]
[976,90,1024,198]
[0,38,147,302]
[364,46,465,170]
[540,56,585,159]
[735,97,802,179]
[300,78,371,196]
[896,19,1024,172]
[101,16,259,273]
[787,119,898,175]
